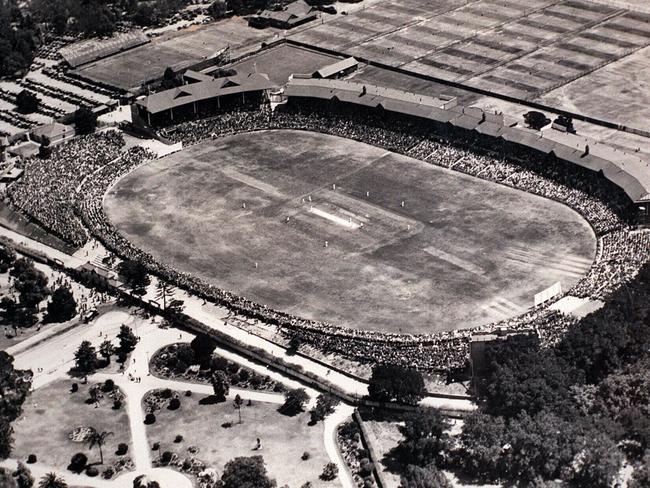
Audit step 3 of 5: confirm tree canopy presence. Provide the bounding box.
[368,364,425,405]
[44,287,77,324]
[220,455,276,488]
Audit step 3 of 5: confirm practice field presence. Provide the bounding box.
[105,130,596,334]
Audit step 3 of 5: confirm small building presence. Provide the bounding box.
[249,0,318,29]
[312,57,358,79]
[31,123,75,145]
[8,141,39,160]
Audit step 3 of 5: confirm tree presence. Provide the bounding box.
[211,370,229,400]
[44,287,77,323]
[154,281,175,311]
[86,428,113,465]
[309,394,339,423]
[0,466,17,488]
[368,364,425,405]
[485,349,580,418]
[280,388,309,415]
[220,456,276,488]
[116,260,150,295]
[38,137,51,160]
[0,352,32,461]
[0,352,32,423]
[74,107,97,135]
[74,341,98,378]
[629,452,650,488]
[15,90,39,114]
[208,0,227,18]
[117,324,138,355]
[395,408,450,467]
[37,473,67,488]
[11,262,49,311]
[233,394,243,424]
[523,111,549,130]
[12,461,32,488]
[0,298,18,332]
[400,463,451,488]
[0,245,16,273]
[0,420,12,460]
[191,335,216,367]
[99,340,114,365]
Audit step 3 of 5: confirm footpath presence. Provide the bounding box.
[1,226,476,413]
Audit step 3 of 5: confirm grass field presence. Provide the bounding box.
[12,379,133,472]
[105,129,595,335]
[145,392,332,488]
[73,17,276,90]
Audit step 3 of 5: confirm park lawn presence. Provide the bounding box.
[145,391,337,488]
[12,379,133,472]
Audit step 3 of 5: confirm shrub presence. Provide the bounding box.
[70,382,79,393]
[69,452,88,473]
[211,356,229,371]
[221,421,233,428]
[86,466,99,477]
[113,398,122,410]
[320,462,338,481]
[174,434,183,443]
[359,458,373,476]
[102,379,115,392]
[185,390,192,397]
[152,442,160,451]
[169,397,181,410]
[301,451,310,461]
[144,413,156,424]
[161,451,173,464]
[102,466,115,479]
[26,454,36,464]
[116,443,128,455]
[161,388,172,399]
[238,368,250,383]
[249,375,262,388]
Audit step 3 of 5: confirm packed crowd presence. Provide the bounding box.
[6,99,650,371]
[4,130,124,246]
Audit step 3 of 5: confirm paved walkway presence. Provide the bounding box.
[9,310,353,487]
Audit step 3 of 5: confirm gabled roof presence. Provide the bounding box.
[313,57,358,79]
[136,73,274,114]
[31,123,75,140]
[183,70,214,84]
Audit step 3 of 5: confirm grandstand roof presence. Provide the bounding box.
[475,121,504,137]
[135,73,273,114]
[450,113,481,130]
[285,77,453,116]
[541,129,650,202]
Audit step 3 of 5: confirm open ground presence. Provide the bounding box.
[290,0,650,108]
[104,129,596,335]
[146,391,332,488]
[72,17,278,90]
